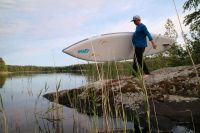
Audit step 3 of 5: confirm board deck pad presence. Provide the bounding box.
[63,32,174,62]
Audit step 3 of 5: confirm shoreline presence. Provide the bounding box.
[0,71,13,75]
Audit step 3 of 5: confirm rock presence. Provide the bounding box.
[43,64,200,132]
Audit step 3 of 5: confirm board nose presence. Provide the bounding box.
[62,48,67,54]
[62,47,72,55]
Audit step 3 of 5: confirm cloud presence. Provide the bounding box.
[0,0,138,39]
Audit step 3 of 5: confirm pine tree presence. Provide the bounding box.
[183,0,200,64]
[164,19,178,39]
[183,0,200,39]
[164,19,186,66]
[153,19,179,68]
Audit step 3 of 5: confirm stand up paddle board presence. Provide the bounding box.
[63,32,174,62]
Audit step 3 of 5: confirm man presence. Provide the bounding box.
[131,15,156,78]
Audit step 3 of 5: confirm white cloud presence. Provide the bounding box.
[0,0,138,39]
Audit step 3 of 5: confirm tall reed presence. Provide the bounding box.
[0,94,8,133]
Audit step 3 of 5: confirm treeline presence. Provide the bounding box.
[6,64,106,73]
[6,64,94,73]
[7,65,66,73]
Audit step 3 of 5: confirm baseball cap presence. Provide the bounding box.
[131,15,141,22]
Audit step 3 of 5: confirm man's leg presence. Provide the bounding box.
[143,61,150,74]
[135,47,150,75]
[132,53,138,76]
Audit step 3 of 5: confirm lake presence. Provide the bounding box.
[0,73,134,133]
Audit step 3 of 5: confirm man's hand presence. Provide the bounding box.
[151,40,156,49]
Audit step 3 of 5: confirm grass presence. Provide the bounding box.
[72,58,153,132]
[33,79,65,133]
[0,94,8,133]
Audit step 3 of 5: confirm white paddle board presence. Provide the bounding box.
[63,32,174,62]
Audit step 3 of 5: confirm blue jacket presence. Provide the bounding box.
[132,23,153,48]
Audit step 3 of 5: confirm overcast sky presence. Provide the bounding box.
[0,0,189,66]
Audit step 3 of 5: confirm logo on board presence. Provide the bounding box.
[78,49,90,54]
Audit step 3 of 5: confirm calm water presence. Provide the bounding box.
[0,73,134,133]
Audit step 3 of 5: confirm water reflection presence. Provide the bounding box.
[0,72,137,133]
[33,103,135,133]
[0,73,89,133]
[0,74,7,88]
